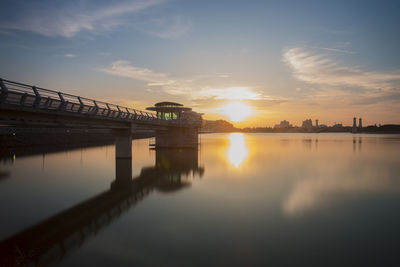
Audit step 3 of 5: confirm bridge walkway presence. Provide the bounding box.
[0,78,199,128]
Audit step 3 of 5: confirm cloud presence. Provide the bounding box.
[141,16,192,39]
[64,53,76,58]
[98,60,173,85]
[0,0,163,38]
[98,60,272,102]
[97,52,111,56]
[311,46,354,54]
[0,29,14,36]
[196,87,263,100]
[350,90,400,105]
[283,47,400,90]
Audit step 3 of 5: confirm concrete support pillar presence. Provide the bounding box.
[114,130,132,159]
[155,127,199,148]
[112,127,133,189]
[114,124,135,158]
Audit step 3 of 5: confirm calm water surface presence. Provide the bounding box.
[1,133,400,266]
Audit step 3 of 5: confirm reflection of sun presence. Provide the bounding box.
[227,133,248,168]
[221,102,253,122]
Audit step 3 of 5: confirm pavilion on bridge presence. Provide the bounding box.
[146,102,194,120]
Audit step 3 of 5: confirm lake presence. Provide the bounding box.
[1,133,400,266]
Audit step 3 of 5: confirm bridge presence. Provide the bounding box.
[0,78,202,156]
[0,147,204,266]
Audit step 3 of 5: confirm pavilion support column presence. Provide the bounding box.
[155,127,199,148]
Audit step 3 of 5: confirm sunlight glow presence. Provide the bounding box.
[227,133,248,168]
[220,102,253,122]
[201,87,262,100]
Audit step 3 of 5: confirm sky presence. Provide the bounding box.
[1,0,400,127]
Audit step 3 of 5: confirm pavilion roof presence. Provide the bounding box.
[146,101,191,112]
[155,101,183,107]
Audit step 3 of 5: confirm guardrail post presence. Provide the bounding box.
[58,92,66,111]
[78,97,84,113]
[32,86,41,108]
[20,93,28,105]
[93,100,98,115]
[116,106,122,118]
[44,97,51,109]
[106,103,112,117]
[0,78,8,103]
[125,108,130,119]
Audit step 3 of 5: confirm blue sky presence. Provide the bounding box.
[1,0,400,126]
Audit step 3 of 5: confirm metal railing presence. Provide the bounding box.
[0,78,162,122]
[0,78,202,127]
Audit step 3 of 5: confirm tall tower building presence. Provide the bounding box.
[316,119,319,128]
[302,119,312,129]
[359,118,362,130]
[352,117,357,133]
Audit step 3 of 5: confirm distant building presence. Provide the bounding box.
[302,119,312,128]
[315,119,319,128]
[352,117,357,133]
[274,120,292,129]
[334,123,343,128]
[359,118,362,129]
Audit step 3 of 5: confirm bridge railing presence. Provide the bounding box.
[0,78,202,127]
[0,78,159,122]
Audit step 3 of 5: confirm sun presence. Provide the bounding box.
[221,102,253,122]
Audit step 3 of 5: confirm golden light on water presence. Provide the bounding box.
[220,102,253,122]
[227,133,249,168]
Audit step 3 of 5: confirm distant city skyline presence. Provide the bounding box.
[273,117,367,129]
[1,0,400,127]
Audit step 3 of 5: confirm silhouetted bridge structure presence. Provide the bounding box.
[0,148,204,266]
[0,78,202,154]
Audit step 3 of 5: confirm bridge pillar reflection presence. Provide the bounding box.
[0,146,205,267]
[113,158,132,188]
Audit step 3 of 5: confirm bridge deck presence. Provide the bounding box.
[0,78,200,128]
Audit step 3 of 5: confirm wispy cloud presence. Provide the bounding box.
[97,52,111,56]
[0,0,163,38]
[311,46,354,54]
[97,60,270,102]
[98,60,174,85]
[197,87,263,100]
[283,47,400,90]
[0,29,14,36]
[140,16,192,39]
[64,53,76,58]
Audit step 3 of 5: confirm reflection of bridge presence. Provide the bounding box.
[0,148,204,267]
[0,78,201,151]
